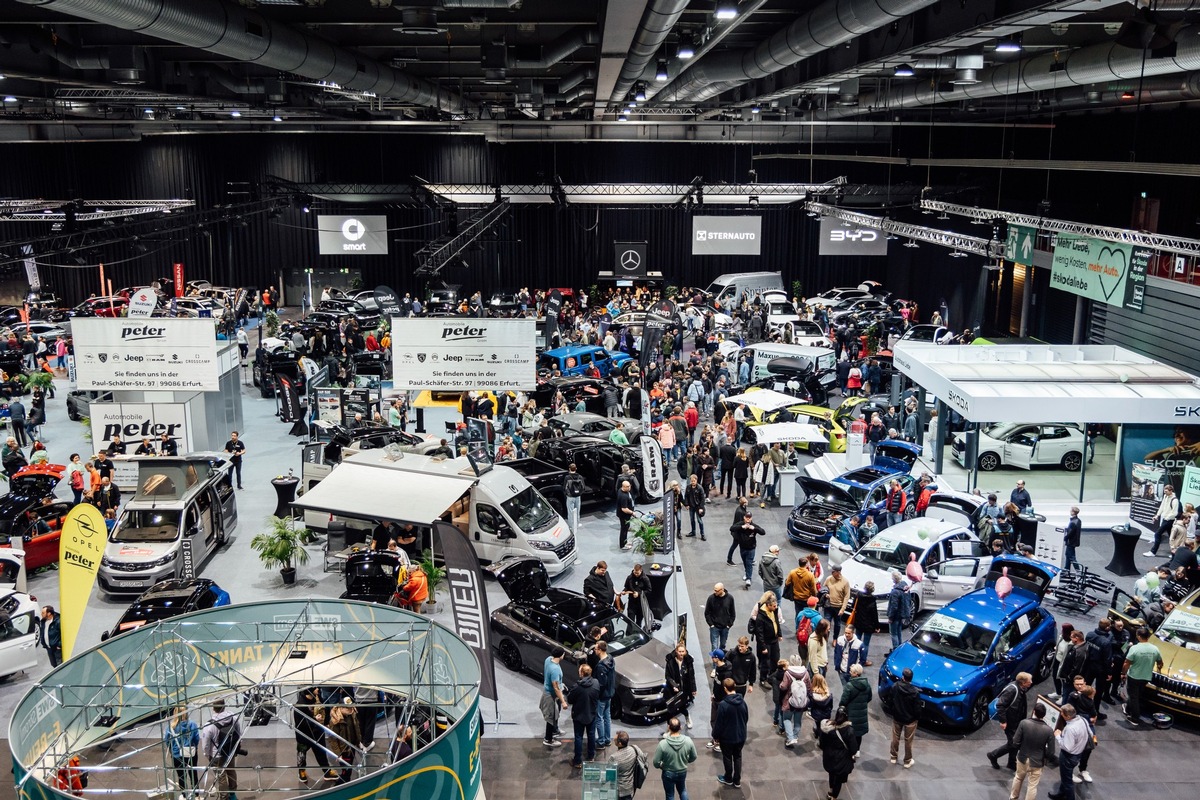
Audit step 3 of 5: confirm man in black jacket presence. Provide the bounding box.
[615,481,636,550]
[753,594,783,685]
[718,441,737,498]
[567,664,600,769]
[684,475,707,540]
[704,584,736,653]
[1010,702,1056,800]
[726,636,757,697]
[988,672,1033,771]
[713,678,749,788]
[884,668,921,768]
[583,562,617,609]
[730,513,767,590]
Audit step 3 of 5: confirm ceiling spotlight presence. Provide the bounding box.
[618,112,629,122]
[995,35,1023,53]
[750,104,761,114]
[273,114,283,122]
[655,59,669,82]
[635,84,647,102]
[949,250,968,258]
[715,1,738,21]
[937,212,950,220]
[627,99,637,109]
[886,233,898,240]
[230,110,242,117]
[3,96,16,103]
[893,64,915,78]
[677,36,696,60]
[302,205,310,214]
[1121,90,1135,100]
[903,240,920,248]
[0,75,6,80]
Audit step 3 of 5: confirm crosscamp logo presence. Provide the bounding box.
[120,325,166,341]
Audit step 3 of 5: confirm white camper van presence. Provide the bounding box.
[294,449,578,575]
[705,272,785,309]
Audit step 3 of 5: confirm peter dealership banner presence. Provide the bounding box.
[73,318,220,391]
[57,503,106,660]
[391,317,536,391]
[1049,233,1149,311]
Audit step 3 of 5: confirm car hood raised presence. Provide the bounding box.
[613,636,673,689]
[796,477,858,510]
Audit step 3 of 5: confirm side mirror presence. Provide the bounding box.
[499,527,517,541]
[996,650,1014,662]
[927,569,939,581]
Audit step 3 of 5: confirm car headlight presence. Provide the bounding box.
[922,687,964,698]
[100,556,112,567]
[147,552,178,569]
[528,539,555,551]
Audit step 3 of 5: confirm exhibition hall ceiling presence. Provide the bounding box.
[0,0,1198,143]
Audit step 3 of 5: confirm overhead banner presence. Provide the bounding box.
[73,318,220,391]
[127,288,158,318]
[172,262,185,297]
[640,436,664,500]
[818,217,888,256]
[374,284,403,317]
[1050,233,1148,311]
[692,216,762,255]
[317,215,389,256]
[21,245,39,291]
[391,318,537,391]
[89,403,193,455]
[58,503,106,660]
[614,241,648,277]
[434,520,497,701]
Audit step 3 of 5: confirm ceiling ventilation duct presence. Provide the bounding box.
[607,0,692,107]
[441,0,522,7]
[652,0,939,104]
[512,29,598,70]
[14,0,461,112]
[106,45,147,85]
[482,38,509,84]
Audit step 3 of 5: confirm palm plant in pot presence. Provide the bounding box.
[631,512,664,561]
[419,548,447,613]
[250,515,310,585]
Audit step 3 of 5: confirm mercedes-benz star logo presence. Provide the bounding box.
[341,218,367,241]
[619,249,642,272]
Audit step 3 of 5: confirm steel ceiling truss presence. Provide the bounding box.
[424,179,847,205]
[0,199,195,223]
[0,197,287,268]
[919,200,1200,258]
[415,200,512,277]
[805,201,999,257]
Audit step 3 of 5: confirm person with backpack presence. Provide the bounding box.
[608,730,648,800]
[886,571,913,650]
[758,546,784,609]
[563,464,585,534]
[784,559,818,619]
[592,641,618,749]
[882,668,921,768]
[166,706,200,796]
[653,717,698,800]
[200,698,243,800]
[779,654,813,747]
[819,706,860,800]
[712,677,749,788]
[796,595,823,654]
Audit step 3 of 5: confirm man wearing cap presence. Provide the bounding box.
[729,512,767,590]
[758,545,784,605]
[706,650,734,752]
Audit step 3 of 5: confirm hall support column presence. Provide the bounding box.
[1072,295,1087,344]
[1019,266,1034,338]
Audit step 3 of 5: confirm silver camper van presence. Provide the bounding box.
[704,272,785,309]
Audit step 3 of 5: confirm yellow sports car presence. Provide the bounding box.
[734,393,869,456]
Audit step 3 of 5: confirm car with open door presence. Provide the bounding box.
[878,555,1060,729]
[340,550,409,604]
[0,464,71,571]
[533,435,658,504]
[1106,585,1200,723]
[487,555,686,725]
[0,590,41,679]
[839,517,994,615]
[804,287,872,310]
[547,412,645,444]
[530,376,608,415]
[100,578,231,641]
[785,441,921,548]
[952,423,1085,473]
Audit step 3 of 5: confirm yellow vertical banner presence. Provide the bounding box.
[58,504,107,661]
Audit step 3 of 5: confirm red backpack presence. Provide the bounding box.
[796,613,813,647]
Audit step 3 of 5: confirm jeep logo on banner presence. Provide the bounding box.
[692,216,762,255]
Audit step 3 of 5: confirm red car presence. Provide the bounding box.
[69,296,129,318]
[0,464,72,571]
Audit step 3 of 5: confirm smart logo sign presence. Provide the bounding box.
[1050,233,1148,311]
[692,216,762,255]
[818,217,888,256]
[73,318,220,391]
[392,317,537,391]
[317,215,389,256]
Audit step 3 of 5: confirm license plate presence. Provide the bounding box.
[115,580,144,588]
[1154,693,1184,707]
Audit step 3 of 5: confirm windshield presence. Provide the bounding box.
[912,612,996,666]
[592,612,651,654]
[116,601,189,631]
[854,534,925,570]
[112,510,182,542]
[501,487,558,533]
[795,321,825,337]
[1157,610,1200,651]
[537,354,563,371]
[705,281,731,297]
[767,300,797,315]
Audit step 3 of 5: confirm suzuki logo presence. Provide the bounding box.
[341,218,367,241]
[619,249,642,272]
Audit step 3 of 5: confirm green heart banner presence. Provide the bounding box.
[1050,233,1148,311]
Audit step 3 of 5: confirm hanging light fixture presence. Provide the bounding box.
[949,249,968,258]
[618,112,629,122]
[655,60,669,82]
[903,240,920,248]
[635,83,647,102]
[750,103,761,114]
[715,1,738,21]
[995,34,1023,53]
[677,34,696,60]
[893,64,915,77]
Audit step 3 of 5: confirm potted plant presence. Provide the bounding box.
[250,515,310,585]
[263,309,281,339]
[16,371,53,393]
[419,548,447,613]
[631,513,664,560]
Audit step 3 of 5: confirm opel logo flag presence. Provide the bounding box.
[58,503,107,660]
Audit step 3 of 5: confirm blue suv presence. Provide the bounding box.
[878,555,1060,729]
[786,440,921,548]
[537,345,634,379]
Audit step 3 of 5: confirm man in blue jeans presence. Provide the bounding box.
[1048,704,1089,800]
[566,663,600,769]
[704,584,736,653]
[654,717,698,800]
[591,641,616,749]
[730,512,767,590]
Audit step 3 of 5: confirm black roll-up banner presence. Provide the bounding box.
[661,485,676,555]
[543,289,562,346]
[434,520,497,701]
[276,373,302,423]
[374,285,404,318]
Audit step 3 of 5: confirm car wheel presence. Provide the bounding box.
[1061,452,1082,472]
[498,640,523,672]
[809,442,827,458]
[610,692,624,723]
[1034,643,1056,684]
[970,691,992,731]
[977,452,1000,472]
[903,503,917,520]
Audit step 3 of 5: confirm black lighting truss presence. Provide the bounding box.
[414,200,512,277]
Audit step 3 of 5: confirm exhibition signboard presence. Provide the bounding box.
[317,215,389,255]
[73,318,220,391]
[818,216,887,256]
[1049,233,1148,311]
[693,216,763,255]
[89,403,193,455]
[391,318,536,391]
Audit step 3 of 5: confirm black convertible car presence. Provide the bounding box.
[487,556,684,725]
[533,435,655,504]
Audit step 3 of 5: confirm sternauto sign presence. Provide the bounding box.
[391,318,536,391]
[692,216,762,255]
[73,318,220,391]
